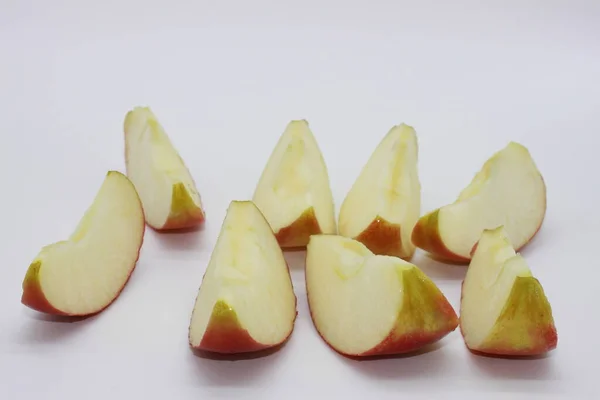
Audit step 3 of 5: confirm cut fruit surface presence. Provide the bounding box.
[306,235,458,357]
[124,107,205,231]
[338,123,420,260]
[188,201,297,354]
[412,142,546,262]
[252,120,336,248]
[460,226,557,356]
[21,171,145,316]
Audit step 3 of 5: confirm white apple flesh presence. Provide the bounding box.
[21,171,145,316]
[124,107,205,231]
[188,201,297,354]
[412,142,546,262]
[306,235,458,357]
[338,123,421,260]
[252,120,336,248]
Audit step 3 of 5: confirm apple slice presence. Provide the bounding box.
[252,120,336,248]
[412,142,546,262]
[188,200,297,354]
[338,123,420,260]
[306,235,458,357]
[21,171,145,316]
[460,226,557,356]
[124,106,205,231]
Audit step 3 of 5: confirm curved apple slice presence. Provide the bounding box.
[21,171,145,316]
[460,226,557,356]
[124,107,205,231]
[412,142,546,262]
[338,124,420,260]
[306,235,458,357]
[188,201,297,354]
[252,120,336,248]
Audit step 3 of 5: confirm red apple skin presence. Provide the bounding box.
[460,277,557,357]
[21,261,66,316]
[307,266,459,357]
[275,207,323,249]
[150,182,206,231]
[470,324,557,357]
[196,300,268,354]
[195,297,298,354]
[354,216,412,261]
[362,293,458,357]
[411,209,470,263]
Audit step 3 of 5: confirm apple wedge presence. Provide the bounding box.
[460,226,557,356]
[252,120,336,248]
[188,201,297,354]
[338,124,420,260]
[21,171,145,316]
[124,106,205,231]
[306,235,458,357]
[412,142,546,262]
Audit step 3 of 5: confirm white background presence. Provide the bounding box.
[1,1,599,398]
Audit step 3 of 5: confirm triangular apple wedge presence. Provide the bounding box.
[460,226,557,356]
[338,124,420,260]
[252,120,336,248]
[412,142,546,262]
[188,201,297,354]
[21,171,145,316]
[306,235,458,357]
[124,107,205,231]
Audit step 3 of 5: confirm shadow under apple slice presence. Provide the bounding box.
[412,251,467,281]
[188,339,290,387]
[151,224,206,252]
[16,309,98,345]
[339,339,454,380]
[468,349,559,380]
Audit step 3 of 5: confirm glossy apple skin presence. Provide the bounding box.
[195,298,297,354]
[21,261,66,315]
[411,209,470,263]
[354,216,413,261]
[151,182,206,231]
[461,277,557,356]
[195,300,268,354]
[308,266,459,357]
[275,207,322,249]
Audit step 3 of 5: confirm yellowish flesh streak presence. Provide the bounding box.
[338,124,420,256]
[252,120,336,234]
[125,107,202,228]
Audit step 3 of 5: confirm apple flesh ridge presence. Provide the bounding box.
[188,201,297,354]
[412,142,546,262]
[253,120,336,248]
[460,226,557,356]
[124,106,205,231]
[306,235,458,357]
[21,171,145,316]
[338,123,420,260]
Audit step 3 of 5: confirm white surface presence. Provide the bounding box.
[1,1,599,398]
